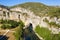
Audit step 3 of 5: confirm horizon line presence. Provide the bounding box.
[0,2,60,7]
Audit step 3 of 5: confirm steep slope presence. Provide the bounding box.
[0,2,60,29]
[10,7,41,29]
[11,2,48,16]
[10,2,60,29]
[11,2,60,17]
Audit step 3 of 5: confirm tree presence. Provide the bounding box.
[14,21,25,40]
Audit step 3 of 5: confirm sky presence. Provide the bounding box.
[0,0,60,6]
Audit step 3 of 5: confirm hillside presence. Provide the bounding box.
[0,2,60,17]
[0,2,60,28]
[0,2,60,40]
[11,2,60,17]
[10,2,60,29]
[11,2,48,16]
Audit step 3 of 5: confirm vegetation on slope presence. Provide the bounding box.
[35,25,60,40]
[44,18,60,28]
[11,2,48,16]
[47,7,60,18]
[0,2,60,17]
[14,21,25,40]
[0,20,19,29]
[1,2,60,17]
[11,2,60,17]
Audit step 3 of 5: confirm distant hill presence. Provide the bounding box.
[0,4,9,10]
[0,2,60,18]
[11,2,48,15]
[11,2,60,17]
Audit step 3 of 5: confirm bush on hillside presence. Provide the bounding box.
[35,25,60,40]
[14,21,25,40]
[1,24,11,29]
[8,20,19,28]
[1,20,20,29]
[19,20,25,27]
[0,19,7,24]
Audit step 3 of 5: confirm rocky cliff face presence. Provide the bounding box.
[0,6,10,20]
[10,7,41,29]
[0,3,60,29]
[10,7,60,29]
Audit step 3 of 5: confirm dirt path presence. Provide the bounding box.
[0,30,9,39]
[0,30,15,40]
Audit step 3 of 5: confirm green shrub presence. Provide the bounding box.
[14,21,25,40]
[43,18,49,23]
[8,20,19,28]
[1,20,20,29]
[19,20,25,27]
[1,24,11,29]
[35,25,60,40]
[0,20,8,24]
[49,22,60,28]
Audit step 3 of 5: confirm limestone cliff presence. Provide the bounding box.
[0,2,60,29]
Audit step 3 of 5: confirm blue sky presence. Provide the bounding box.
[0,0,60,6]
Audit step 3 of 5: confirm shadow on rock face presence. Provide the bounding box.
[23,23,40,40]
